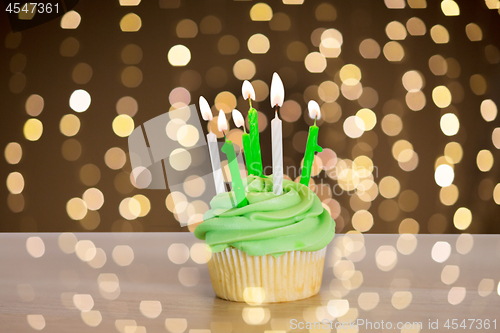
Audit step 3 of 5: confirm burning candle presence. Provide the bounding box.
[199,96,225,194]
[270,72,284,195]
[218,110,248,207]
[300,100,323,186]
[242,80,263,177]
[232,109,253,172]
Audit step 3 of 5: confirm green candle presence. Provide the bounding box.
[221,140,248,207]
[232,109,254,175]
[241,80,261,176]
[248,107,263,176]
[241,131,254,172]
[300,101,323,186]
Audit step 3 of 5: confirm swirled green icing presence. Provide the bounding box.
[194,175,336,257]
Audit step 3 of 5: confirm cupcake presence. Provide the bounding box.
[194,175,335,303]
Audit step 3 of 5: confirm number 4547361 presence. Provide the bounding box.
[444,319,497,330]
[6,3,59,14]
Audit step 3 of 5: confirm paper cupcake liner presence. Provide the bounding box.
[207,247,326,303]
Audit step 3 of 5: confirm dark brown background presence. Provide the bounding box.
[1,0,499,233]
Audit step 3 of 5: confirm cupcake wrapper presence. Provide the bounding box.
[207,247,326,303]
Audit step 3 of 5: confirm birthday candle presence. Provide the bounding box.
[270,72,284,195]
[218,110,248,207]
[300,100,323,186]
[271,114,283,195]
[242,80,263,176]
[199,96,225,194]
[232,109,253,173]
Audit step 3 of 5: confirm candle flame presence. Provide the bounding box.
[242,80,256,101]
[232,109,245,128]
[308,100,321,120]
[199,96,213,121]
[270,72,285,108]
[218,110,228,132]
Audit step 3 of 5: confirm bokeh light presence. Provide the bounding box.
[432,86,452,108]
[69,89,91,112]
[168,45,191,66]
[476,150,494,172]
[343,116,365,138]
[431,241,451,263]
[381,114,402,136]
[304,52,327,73]
[5,142,22,164]
[356,109,376,131]
[121,44,143,64]
[7,172,25,194]
[454,207,472,230]
[406,17,426,35]
[61,11,81,29]
[441,0,460,16]
[23,119,43,141]
[383,41,404,61]
[200,15,221,34]
[480,99,497,122]
[440,113,460,136]
[27,315,45,330]
[247,34,270,54]
[25,94,44,116]
[26,236,45,258]
[430,25,450,44]
[112,245,135,266]
[176,19,198,38]
[120,13,142,32]
[60,114,81,137]
[435,164,455,187]
[386,21,407,40]
[112,115,134,137]
[66,198,88,220]
[233,59,256,80]
[466,23,483,41]
[82,188,104,211]
[250,3,273,21]
[359,39,380,58]
[121,66,142,88]
[441,265,459,285]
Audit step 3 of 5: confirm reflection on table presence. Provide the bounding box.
[1,233,499,332]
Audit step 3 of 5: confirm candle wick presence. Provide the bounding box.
[249,97,252,109]
[314,116,317,126]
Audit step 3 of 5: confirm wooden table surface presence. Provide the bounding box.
[0,233,499,333]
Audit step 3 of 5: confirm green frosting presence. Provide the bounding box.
[194,175,336,257]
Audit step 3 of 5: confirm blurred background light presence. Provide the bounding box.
[120,13,142,32]
[168,45,191,66]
